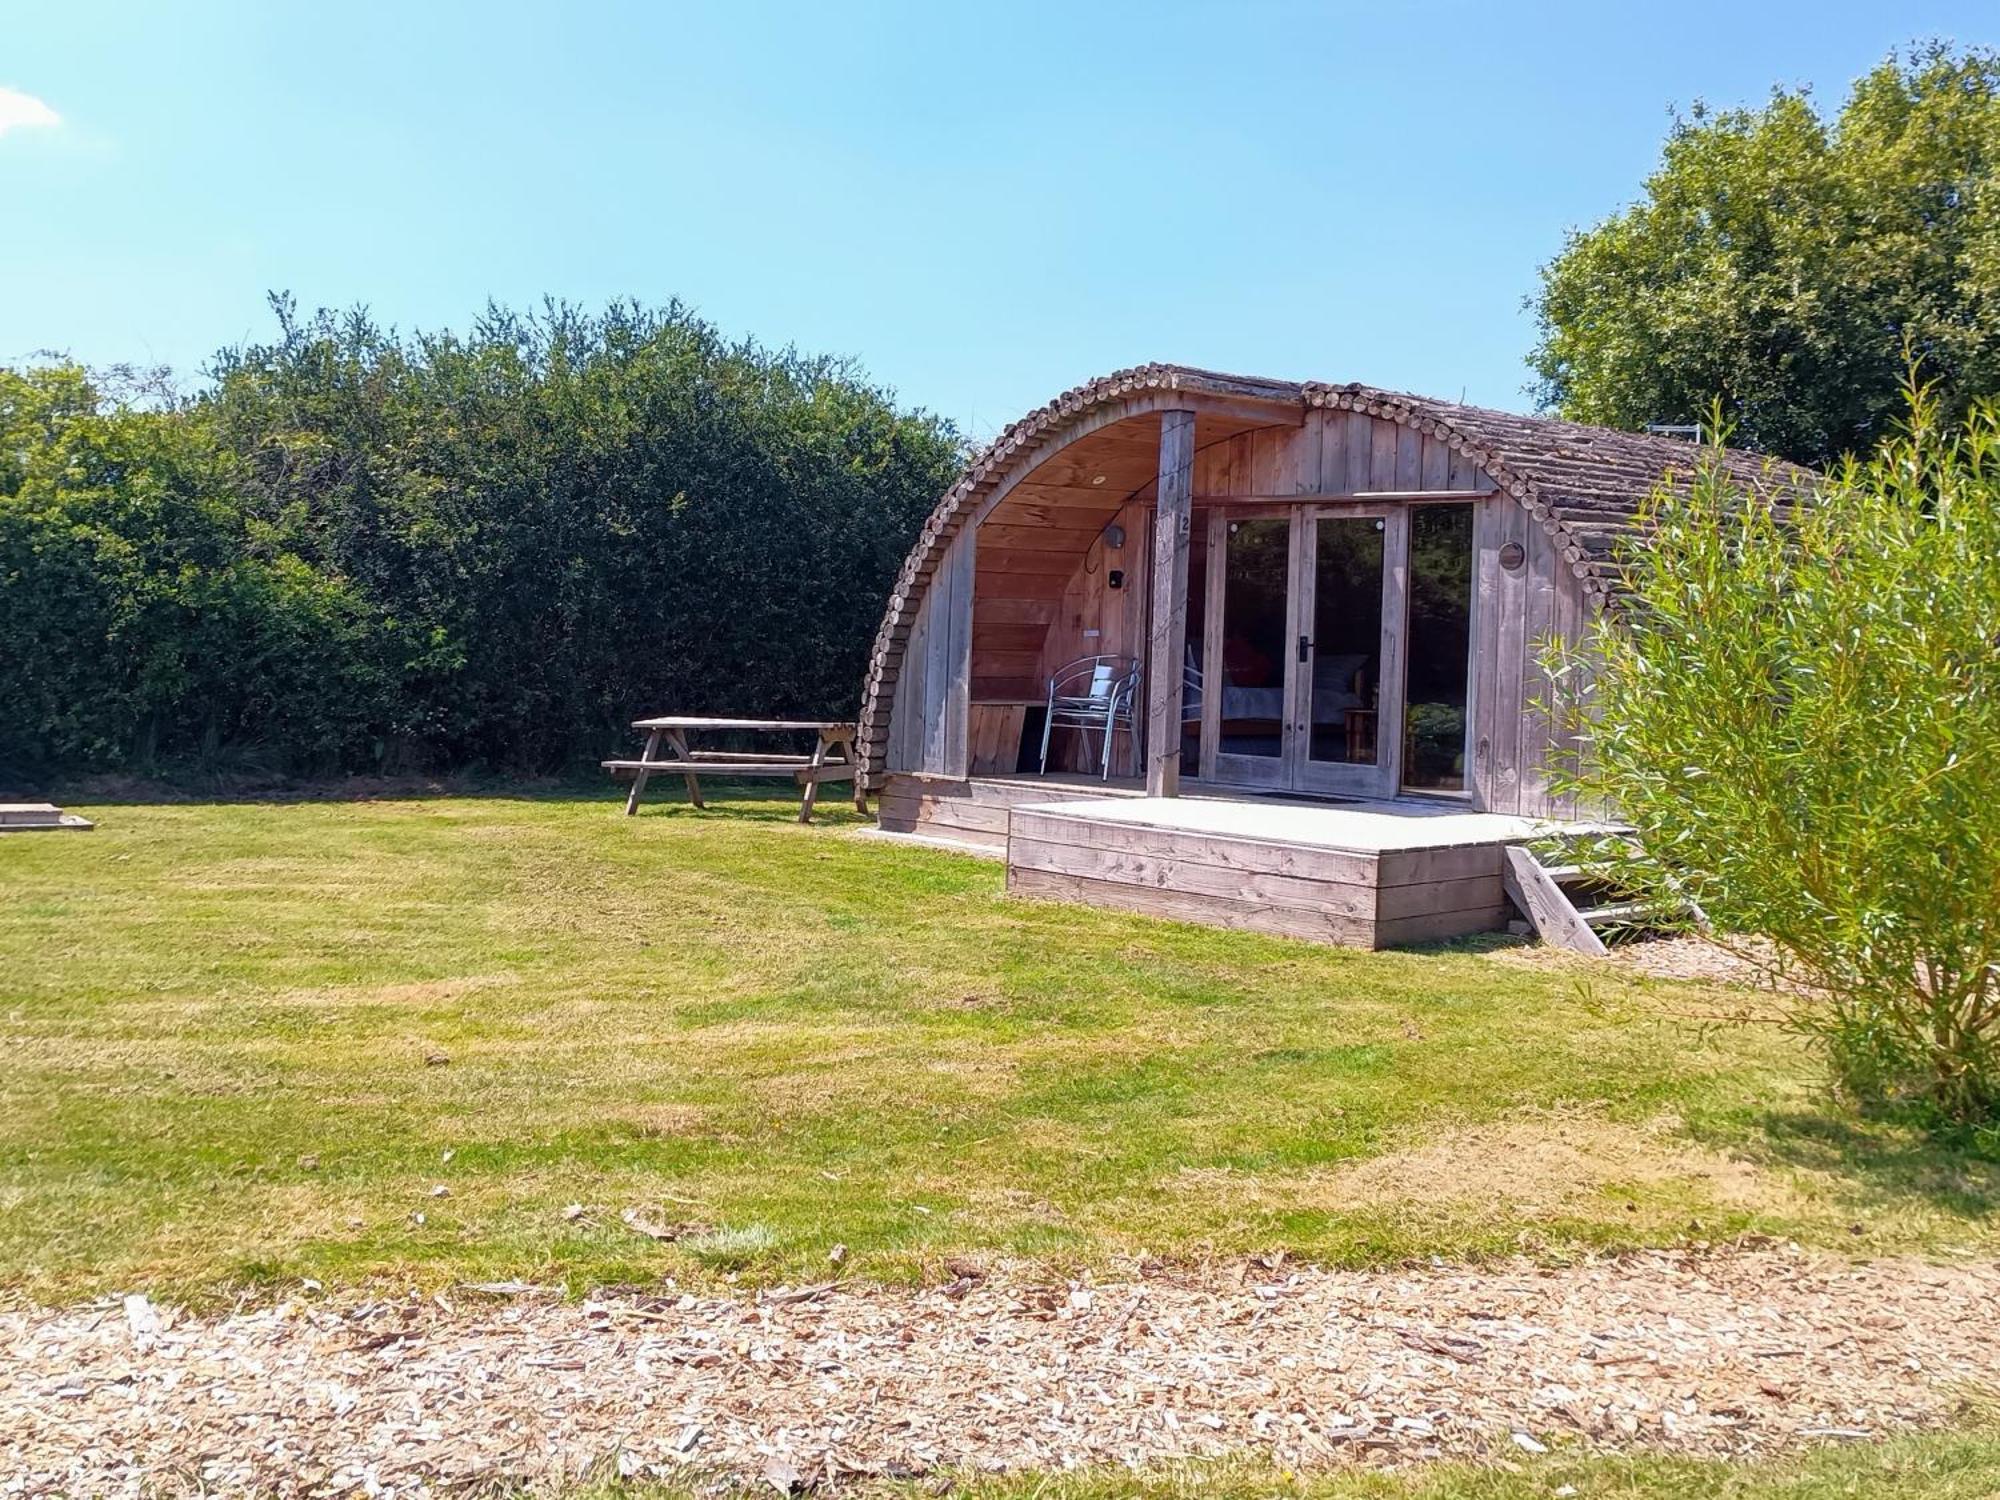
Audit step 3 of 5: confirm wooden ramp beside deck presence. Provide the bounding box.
[1002,795,1549,950]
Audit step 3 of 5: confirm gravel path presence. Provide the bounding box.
[5,1245,1997,1497]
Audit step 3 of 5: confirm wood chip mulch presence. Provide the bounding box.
[5,1244,1996,1497]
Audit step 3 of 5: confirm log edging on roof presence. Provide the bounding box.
[1297,382,1612,603]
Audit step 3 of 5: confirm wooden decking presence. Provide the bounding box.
[873,772,1149,852]
[874,773,1563,949]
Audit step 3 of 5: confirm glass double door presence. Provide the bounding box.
[1186,505,1409,798]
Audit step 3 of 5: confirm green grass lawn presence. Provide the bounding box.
[2,787,1996,1303]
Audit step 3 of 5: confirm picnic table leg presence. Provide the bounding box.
[624,729,662,816]
[797,728,835,824]
[664,728,704,809]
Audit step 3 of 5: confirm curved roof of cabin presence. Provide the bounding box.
[858,363,1807,778]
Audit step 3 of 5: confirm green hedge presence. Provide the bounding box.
[0,301,962,778]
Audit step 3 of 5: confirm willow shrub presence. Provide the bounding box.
[1551,387,2000,1126]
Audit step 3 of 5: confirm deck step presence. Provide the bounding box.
[1581,899,1680,928]
[1502,837,1707,954]
[1501,845,1607,956]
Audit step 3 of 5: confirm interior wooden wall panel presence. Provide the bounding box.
[966,704,1028,775]
[1030,499,1149,776]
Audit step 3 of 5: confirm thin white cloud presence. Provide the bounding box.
[0,87,61,138]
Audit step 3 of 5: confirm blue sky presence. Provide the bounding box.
[4,2,1994,438]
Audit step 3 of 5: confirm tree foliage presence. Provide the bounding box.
[0,300,962,778]
[1531,43,2000,467]
[1551,386,2000,1125]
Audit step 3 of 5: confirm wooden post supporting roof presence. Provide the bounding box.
[1145,409,1196,797]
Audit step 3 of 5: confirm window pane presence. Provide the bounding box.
[1305,517,1385,765]
[1402,504,1474,791]
[1218,519,1288,760]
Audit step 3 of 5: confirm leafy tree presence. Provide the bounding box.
[0,300,963,779]
[0,365,385,774]
[1531,43,2000,467]
[1550,385,2000,1125]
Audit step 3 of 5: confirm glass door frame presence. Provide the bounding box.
[1290,503,1406,800]
[1202,506,1300,791]
[1186,502,1410,798]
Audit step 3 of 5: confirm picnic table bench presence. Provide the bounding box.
[602,716,867,823]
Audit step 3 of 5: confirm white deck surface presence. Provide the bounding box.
[1032,795,1554,853]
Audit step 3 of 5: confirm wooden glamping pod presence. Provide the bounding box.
[858,366,1795,949]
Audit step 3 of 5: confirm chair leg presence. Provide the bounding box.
[1100,710,1114,780]
[1039,709,1054,775]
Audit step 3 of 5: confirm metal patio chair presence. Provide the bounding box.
[1039,654,1141,780]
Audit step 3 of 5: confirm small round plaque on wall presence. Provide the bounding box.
[1498,540,1527,571]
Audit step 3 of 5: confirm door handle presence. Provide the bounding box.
[1297,634,1312,664]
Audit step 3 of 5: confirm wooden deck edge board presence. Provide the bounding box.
[1005,866,1376,947]
[1012,804,1543,861]
[1008,807,1510,885]
[1006,835,1380,920]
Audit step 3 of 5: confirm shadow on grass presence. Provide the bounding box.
[1741,1107,2000,1220]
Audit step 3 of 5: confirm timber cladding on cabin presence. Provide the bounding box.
[859,363,1807,822]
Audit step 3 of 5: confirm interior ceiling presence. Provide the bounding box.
[978,411,1273,586]
[970,411,1278,693]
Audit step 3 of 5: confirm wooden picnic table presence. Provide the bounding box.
[602,716,867,824]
